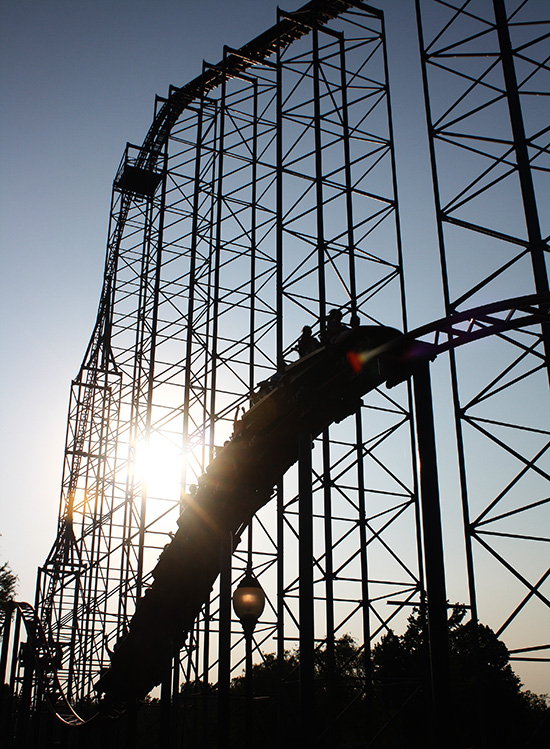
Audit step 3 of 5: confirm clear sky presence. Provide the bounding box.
[1,0,547,695]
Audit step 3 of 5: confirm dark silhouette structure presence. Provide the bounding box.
[1,1,548,746]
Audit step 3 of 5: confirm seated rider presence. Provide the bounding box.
[232,406,245,438]
[297,325,321,357]
[251,372,284,405]
[324,308,348,344]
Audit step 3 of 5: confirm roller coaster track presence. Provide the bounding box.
[84,0,365,373]
[134,0,368,172]
[402,293,549,357]
[6,293,548,721]
[7,602,100,726]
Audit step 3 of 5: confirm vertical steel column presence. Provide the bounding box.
[312,26,327,331]
[4,610,22,748]
[312,23,337,734]
[414,0,452,316]
[414,0,479,640]
[209,67,227,460]
[339,32,357,318]
[412,359,450,748]
[0,607,13,686]
[413,7,493,747]
[217,531,232,749]
[243,587,254,749]
[249,79,258,398]
[66,564,82,701]
[381,9,408,335]
[211,59,231,748]
[0,605,15,746]
[338,28,376,723]
[242,85,259,727]
[201,89,219,477]
[492,0,550,375]
[202,598,212,745]
[298,431,314,740]
[275,14,285,374]
[354,411,374,719]
[160,669,173,748]
[181,96,206,496]
[275,19,286,749]
[16,644,34,749]
[137,146,168,602]
[276,475,285,749]
[178,94,208,733]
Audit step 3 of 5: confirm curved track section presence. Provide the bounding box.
[95,325,405,701]
[13,295,548,716]
[95,293,549,703]
[403,293,550,356]
[136,0,359,170]
[85,1,359,367]
[12,602,99,726]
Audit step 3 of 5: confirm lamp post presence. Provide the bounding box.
[232,572,265,748]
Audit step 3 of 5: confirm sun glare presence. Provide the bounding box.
[133,434,183,501]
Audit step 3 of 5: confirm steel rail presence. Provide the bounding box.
[135,1,369,171]
[402,292,550,357]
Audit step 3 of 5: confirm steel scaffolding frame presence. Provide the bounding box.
[1,0,548,747]
[157,6,421,745]
[416,0,549,709]
[26,3,421,745]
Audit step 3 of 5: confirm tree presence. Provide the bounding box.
[372,605,550,748]
[0,561,17,627]
[226,609,549,748]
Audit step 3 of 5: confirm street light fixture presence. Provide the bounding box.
[233,571,265,748]
[233,573,265,635]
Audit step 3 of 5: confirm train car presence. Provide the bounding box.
[95,324,406,702]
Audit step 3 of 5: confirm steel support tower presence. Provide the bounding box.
[416,0,549,697]
[1,1,548,747]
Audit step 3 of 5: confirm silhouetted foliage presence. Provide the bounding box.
[225,608,549,748]
[371,605,549,748]
[0,561,17,627]
[5,606,547,748]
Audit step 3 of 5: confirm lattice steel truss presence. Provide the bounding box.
[28,2,420,742]
[2,0,548,747]
[416,0,549,690]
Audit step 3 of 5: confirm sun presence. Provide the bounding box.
[133,432,183,502]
